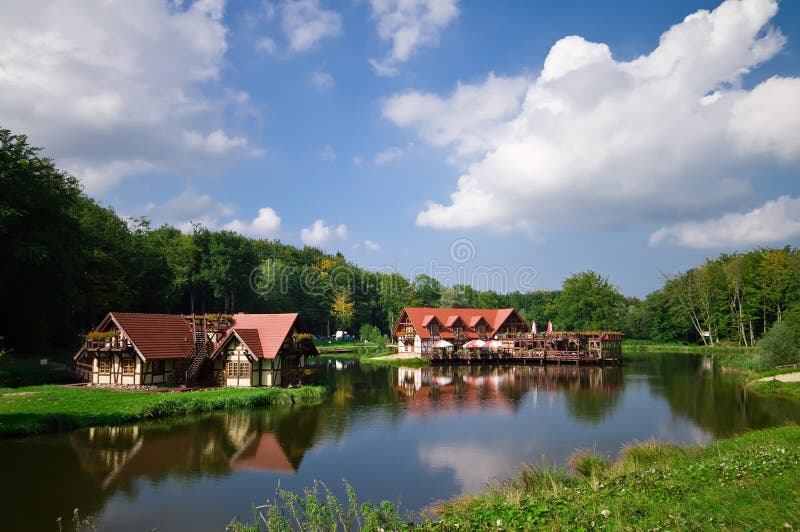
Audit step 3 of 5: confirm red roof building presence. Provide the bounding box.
[392,307,529,355]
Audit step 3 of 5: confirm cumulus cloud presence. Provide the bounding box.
[300,219,347,246]
[382,0,799,235]
[256,37,277,53]
[650,196,800,249]
[147,188,236,232]
[368,0,459,76]
[374,146,405,165]
[310,70,335,91]
[282,0,341,52]
[224,207,282,238]
[0,0,254,195]
[184,129,248,155]
[363,239,382,251]
[318,144,337,160]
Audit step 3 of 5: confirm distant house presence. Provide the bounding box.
[73,312,317,387]
[392,307,530,355]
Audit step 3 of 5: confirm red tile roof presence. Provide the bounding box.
[213,313,309,359]
[231,433,295,473]
[107,312,194,360]
[395,307,529,340]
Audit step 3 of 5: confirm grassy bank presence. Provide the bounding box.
[231,425,800,531]
[623,340,757,355]
[0,385,328,438]
[360,355,430,368]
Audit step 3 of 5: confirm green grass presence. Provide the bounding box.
[230,425,800,531]
[359,355,430,368]
[749,380,800,400]
[0,384,328,438]
[422,425,800,530]
[623,340,757,355]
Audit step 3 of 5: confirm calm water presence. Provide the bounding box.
[2,353,799,531]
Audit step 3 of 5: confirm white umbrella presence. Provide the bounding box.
[488,340,504,349]
[433,339,453,348]
[464,339,486,348]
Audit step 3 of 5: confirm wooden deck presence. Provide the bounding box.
[423,332,623,366]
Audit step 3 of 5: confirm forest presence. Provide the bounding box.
[2,127,799,354]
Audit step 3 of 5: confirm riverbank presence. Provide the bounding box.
[623,341,757,354]
[230,425,800,530]
[0,384,328,438]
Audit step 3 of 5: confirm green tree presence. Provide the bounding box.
[413,274,442,307]
[556,271,625,330]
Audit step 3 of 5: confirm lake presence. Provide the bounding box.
[1,353,799,531]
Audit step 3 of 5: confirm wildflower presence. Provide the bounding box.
[600,509,611,518]
[496,518,503,526]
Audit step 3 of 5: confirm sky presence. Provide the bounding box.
[1,0,799,297]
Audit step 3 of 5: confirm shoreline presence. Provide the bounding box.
[229,424,800,531]
[0,384,328,438]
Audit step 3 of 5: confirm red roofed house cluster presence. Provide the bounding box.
[392,307,530,355]
[73,312,318,387]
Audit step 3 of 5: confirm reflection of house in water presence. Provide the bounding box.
[70,411,311,490]
[394,365,623,420]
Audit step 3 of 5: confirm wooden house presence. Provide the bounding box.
[392,307,530,355]
[210,313,317,387]
[73,312,317,387]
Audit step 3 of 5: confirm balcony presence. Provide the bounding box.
[84,336,132,352]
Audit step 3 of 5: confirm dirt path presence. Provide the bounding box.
[758,371,800,383]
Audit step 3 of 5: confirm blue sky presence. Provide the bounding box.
[1,0,799,297]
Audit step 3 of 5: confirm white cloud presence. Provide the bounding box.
[0,0,254,195]
[368,0,459,76]
[151,188,236,232]
[224,207,282,238]
[351,156,364,166]
[318,144,337,160]
[383,73,529,157]
[183,129,248,155]
[650,195,800,249]
[729,76,800,161]
[256,37,277,53]
[363,239,381,251]
[374,146,404,165]
[310,70,335,91]
[382,0,799,235]
[300,219,347,246]
[282,0,341,52]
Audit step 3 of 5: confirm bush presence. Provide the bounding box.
[759,321,799,368]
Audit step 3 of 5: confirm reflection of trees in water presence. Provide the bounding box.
[639,353,800,437]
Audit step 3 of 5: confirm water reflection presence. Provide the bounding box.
[394,364,623,423]
[2,354,800,531]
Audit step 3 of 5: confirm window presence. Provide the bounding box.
[151,359,165,375]
[452,326,462,337]
[476,324,486,336]
[98,356,110,374]
[122,357,135,375]
[429,324,439,336]
[227,360,251,379]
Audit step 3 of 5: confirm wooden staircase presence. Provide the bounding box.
[179,325,212,386]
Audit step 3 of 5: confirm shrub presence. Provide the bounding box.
[759,321,799,367]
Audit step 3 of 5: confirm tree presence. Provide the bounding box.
[556,271,625,330]
[330,293,355,331]
[413,274,441,307]
[759,321,799,367]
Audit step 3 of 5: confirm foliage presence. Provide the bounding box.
[556,271,626,330]
[86,331,117,341]
[330,293,355,331]
[0,385,328,438]
[228,481,409,532]
[759,321,799,367]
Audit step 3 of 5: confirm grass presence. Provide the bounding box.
[359,355,430,368]
[623,340,757,355]
[749,380,800,400]
[425,425,800,530]
[229,425,800,531]
[0,384,328,438]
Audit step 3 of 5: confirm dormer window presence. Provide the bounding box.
[476,324,486,336]
[429,324,439,336]
[452,326,462,337]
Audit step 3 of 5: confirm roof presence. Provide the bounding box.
[212,313,310,359]
[231,433,296,473]
[97,312,195,360]
[395,307,529,340]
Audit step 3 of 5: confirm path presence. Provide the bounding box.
[758,371,800,383]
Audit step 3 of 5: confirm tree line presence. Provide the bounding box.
[2,127,798,354]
